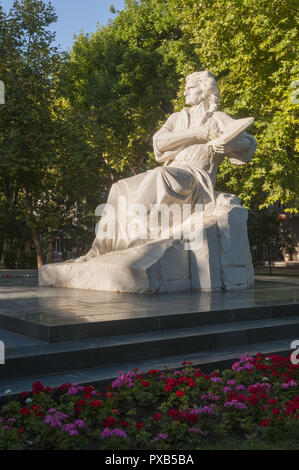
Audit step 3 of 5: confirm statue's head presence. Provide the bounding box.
[184,70,219,113]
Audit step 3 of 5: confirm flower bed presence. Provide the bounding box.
[0,353,298,450]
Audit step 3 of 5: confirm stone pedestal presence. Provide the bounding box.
[39,193,254,293]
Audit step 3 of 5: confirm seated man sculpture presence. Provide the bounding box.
[39,70,257,293]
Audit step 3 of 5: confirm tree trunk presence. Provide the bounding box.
[22,185,44,268]
[32,227,44,268]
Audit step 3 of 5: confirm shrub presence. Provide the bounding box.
[3,251,17,269]
[17,252,37,269]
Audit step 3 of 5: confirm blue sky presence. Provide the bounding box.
[0,0,125,51]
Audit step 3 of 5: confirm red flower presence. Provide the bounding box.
[255,353,264,361]
[284,397,299,416]
[17,428,25,440]
[20,391,30,400]
[83,393,93,399]
[82,385,94,399]
[103,416,116,428]
[227,392,237,401]
[136,422,144,429]
[141,381,150,388]
[90,400,102,408]
[247,395,259,406]
[272,408,280,415]
[237,394,246,403]
[31,405,44,417]
[194,372,205,378]
[260,418,272,427]
[32,381,45,395]
[268,398,278,405]
[153,413,162,422]
[182,360,193,366]
[118,420,129,428]
[148,369,160,375]
[76,399,86,407]
[19,407,31,417]
[74,399,86,415]
[271,371,279,377]
[255,363,268,371]
[188,378,196,387]
[60,383,71,392]
[176,390,184,397]
[181,411,199,425]
[167,409,180,419]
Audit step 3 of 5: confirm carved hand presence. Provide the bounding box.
[208,138,225,155]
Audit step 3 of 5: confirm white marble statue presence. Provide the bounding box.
[39,71,257,293]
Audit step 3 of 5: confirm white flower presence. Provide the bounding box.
[25,398,32,403]
[4,389,12,395]
[262,377,269,381]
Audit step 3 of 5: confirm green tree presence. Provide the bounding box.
[0,0,60,266]
[177,0,298,211]
[62,0,200,180]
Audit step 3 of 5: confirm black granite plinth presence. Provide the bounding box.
[0,276,298,343]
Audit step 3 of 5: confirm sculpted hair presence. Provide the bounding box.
[186,71,219,116]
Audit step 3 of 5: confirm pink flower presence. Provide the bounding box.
[227,379,236,385]
[235,384,246,391]
[74,419,85,429]
[112,428,127,438]
[101,428,127,439]
[189,428,206,435]
[210,377,222,383]
[224,399,248,410]
[281,383,290,389]
[151,433,168,443]
[101,427,113,438]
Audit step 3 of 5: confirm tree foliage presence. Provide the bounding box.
[0,0,61,265]
[177,0,298,211]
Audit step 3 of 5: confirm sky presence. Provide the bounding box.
[0,0,125,51]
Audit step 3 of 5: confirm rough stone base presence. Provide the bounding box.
[39,239,191,293]
[39,194,254,293]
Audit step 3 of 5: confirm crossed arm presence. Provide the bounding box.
[154,126,225,162]
[153,111,256,165]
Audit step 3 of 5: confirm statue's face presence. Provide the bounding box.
[184,80,204,106]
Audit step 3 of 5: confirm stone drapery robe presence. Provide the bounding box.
[81,104,257,259]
